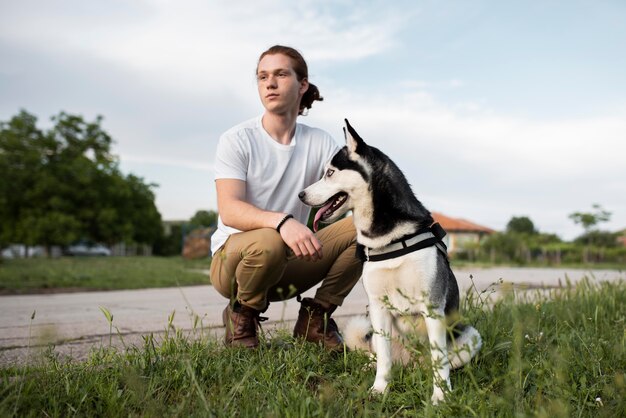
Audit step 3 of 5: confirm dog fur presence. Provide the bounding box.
[299,119,482,404]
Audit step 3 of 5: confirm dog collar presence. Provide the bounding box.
[358,223,448,262]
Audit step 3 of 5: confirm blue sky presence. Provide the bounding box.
[1,0,625,240]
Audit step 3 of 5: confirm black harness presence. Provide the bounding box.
[356,222,448,262]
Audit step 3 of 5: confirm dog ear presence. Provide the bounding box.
[344,119,366,156]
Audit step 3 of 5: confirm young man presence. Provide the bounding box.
[210,45,362,350]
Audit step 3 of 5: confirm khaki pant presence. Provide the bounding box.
[210,217,362,311]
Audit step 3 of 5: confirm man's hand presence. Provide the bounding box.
[216,180,323,260]
[278,218,323,261]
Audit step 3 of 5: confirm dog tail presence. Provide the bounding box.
[447,325,482,369]
[343,315,373,353]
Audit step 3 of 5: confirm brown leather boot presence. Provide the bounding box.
[293,297,344,351]
[222,302,265,348]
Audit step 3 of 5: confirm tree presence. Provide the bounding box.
[0,110,79,249]
[0,110,163,254]
[153,224,183,256]
[569,204,611,233]
[569,204,613,262]
[574,231,618,248]
[189,210,218,229]
[124,174,163,245]
[506,216,537,235]
[480,232,525,264]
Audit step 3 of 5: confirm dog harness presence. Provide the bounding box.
[357,222,448,262]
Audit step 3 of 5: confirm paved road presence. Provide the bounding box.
[1,267,623,366]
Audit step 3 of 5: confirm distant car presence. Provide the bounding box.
[1,245,46,259]
[65,242,111,256]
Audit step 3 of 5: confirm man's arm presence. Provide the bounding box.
[216,179,323,261]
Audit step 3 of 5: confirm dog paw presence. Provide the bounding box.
[370,380,388,394]
[430,377,451,405]
[430,388,445,405]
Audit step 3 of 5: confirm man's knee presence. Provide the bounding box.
[241,228,288,267]
[319,216,358,249]
[336,216,356,234]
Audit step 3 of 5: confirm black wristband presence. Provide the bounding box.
[276,214,294,233]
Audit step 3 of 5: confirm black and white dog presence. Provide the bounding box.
[299,120,482,404]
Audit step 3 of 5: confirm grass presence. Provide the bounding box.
[1,277,624,417]
[1,257,622,295]
[0,256,211,294]
[451,260,626,271]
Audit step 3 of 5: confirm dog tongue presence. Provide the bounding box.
[313,199,335,232]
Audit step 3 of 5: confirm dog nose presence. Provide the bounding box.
[298,191,305,200]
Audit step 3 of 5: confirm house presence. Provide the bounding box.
[431,212,495,254]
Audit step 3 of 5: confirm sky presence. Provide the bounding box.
[1,0,625,241]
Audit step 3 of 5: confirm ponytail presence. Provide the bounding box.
[299,83,323,115]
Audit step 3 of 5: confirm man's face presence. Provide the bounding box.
[256,53,308,115]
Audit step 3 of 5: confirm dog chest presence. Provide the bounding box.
[361,251,437,313]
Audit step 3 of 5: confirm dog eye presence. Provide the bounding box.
[326,169,335,177]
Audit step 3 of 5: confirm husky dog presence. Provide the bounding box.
[299,120,482,404]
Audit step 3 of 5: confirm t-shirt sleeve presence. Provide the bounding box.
[214,132,248,181]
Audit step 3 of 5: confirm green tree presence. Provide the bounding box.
[124,174,163,245]
[153,224,183,256]
[0,110,81,249]
[0,110,163,254]
[569,204,613,262]
[574,230,618,248]
[569,204,611,233]
[506,216,537,235]
[480,232,525,264]
[189,210,218,229]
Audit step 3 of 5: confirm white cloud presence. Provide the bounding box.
[0,0,409,97]
[305,85,626,239]
[313,86,626,180]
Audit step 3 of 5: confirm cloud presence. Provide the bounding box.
[313,85,626,180]
[0,0,416,175]
[0,0,410,98]
[305,85,626,238]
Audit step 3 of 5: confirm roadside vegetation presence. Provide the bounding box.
[0,256,211,294]
[0,110,223,262]
[0,111,163,256]
[456,210,626,267]
[1,277,624,417]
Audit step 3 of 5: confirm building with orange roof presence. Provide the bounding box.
[431,212,495,254]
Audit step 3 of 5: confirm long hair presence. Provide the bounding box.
[257,45,323,115]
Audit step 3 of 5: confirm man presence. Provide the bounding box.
[210,45,362,350]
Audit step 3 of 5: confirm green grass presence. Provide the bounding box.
[1,257,622,295]
[1,278,624,417]
[0,257,212,294]
[451,260,626,271]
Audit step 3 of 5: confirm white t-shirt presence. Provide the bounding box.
[210,115,339,255]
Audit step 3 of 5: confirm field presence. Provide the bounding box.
[0,257,211,294]
[1,277,624,417]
